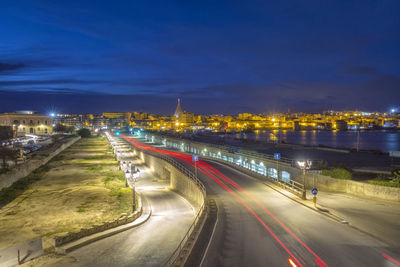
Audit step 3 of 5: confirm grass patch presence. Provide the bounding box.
[368,180,400,188]
[86,154,113,160]
[85,164,104,173]
[322,168,352,180]
[77,207,85,213]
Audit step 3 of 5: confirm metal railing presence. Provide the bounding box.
[143,149,206,195]
[150,133,293,165]
[275,178,304,193]
[201,155,305,197]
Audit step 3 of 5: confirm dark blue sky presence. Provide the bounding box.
[1,1,399,115]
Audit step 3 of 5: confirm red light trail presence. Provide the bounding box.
[382,253,400,266]
[122,136,328,267]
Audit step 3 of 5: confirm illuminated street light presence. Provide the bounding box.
[126,166,140,212]
[297,160,312,199]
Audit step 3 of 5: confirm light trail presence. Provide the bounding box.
[289,258,298,267]
[382,253,400,266]
[122,136,326,267]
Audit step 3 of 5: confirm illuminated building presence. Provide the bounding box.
[0,111,53,136]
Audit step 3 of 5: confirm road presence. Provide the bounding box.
[126,136,400,267]
[198,160,399,267]
[307,191,400,248]
[28,163,195,267]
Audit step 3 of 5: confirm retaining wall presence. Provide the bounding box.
[136,150,204,210]
[305,173,400,201]
[0,136,81,190]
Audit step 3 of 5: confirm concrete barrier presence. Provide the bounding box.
[136,149,205,210]
[0,137,81,190]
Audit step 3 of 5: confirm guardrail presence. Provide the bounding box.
[143,135,304,194]
[275,178,304,193]
[144,132,304,199]
[202,155,304,197]
[118,136,207,267]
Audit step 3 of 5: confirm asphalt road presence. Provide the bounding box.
[191,159,400,267]
[45,169,195,267]
[123,136,400,267]
[309,191,400,249]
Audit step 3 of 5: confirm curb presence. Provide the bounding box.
[56,194,152,254]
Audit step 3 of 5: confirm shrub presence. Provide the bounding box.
[368,180,400,188]
[322,168,352,180]
[77,128,91,138]
[392,169,400,183]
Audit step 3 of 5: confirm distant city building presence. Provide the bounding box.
[0,111,53,137]
[174,98,183,118]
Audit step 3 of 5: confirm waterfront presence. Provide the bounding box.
[234,130,400,152]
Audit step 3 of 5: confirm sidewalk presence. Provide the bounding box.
[266,181,400,251]
[308,191,400,248]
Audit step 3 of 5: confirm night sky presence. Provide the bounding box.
[1,1,399,115]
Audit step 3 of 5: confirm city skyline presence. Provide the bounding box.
[1,1,400,114]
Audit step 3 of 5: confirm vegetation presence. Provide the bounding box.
[0,146,17,170]
[0,136,132,249]
[0,126,13,141]
[77,128,91,138]
[322,168,352,180]
[368,180,400,188]
[0,167,44,207]
[368,169,400,188]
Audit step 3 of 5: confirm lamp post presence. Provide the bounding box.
[297,160,312,200]
[126,166,140,212]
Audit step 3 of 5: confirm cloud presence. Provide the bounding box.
[0,79,104,87]
[0,62,25,73]
[343,65,380,76]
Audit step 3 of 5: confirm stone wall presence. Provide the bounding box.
[305,173,400,201]
[0,136,81,190]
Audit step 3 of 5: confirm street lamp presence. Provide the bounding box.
[126,166,140,212]
[297,160,312,199]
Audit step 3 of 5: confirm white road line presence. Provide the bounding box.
[199,203,219,267]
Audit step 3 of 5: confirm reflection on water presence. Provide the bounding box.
[234,130,400,152]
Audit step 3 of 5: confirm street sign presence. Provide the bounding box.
[312,188,318,196]
[192,155,199,162]
[274,153,280,160]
